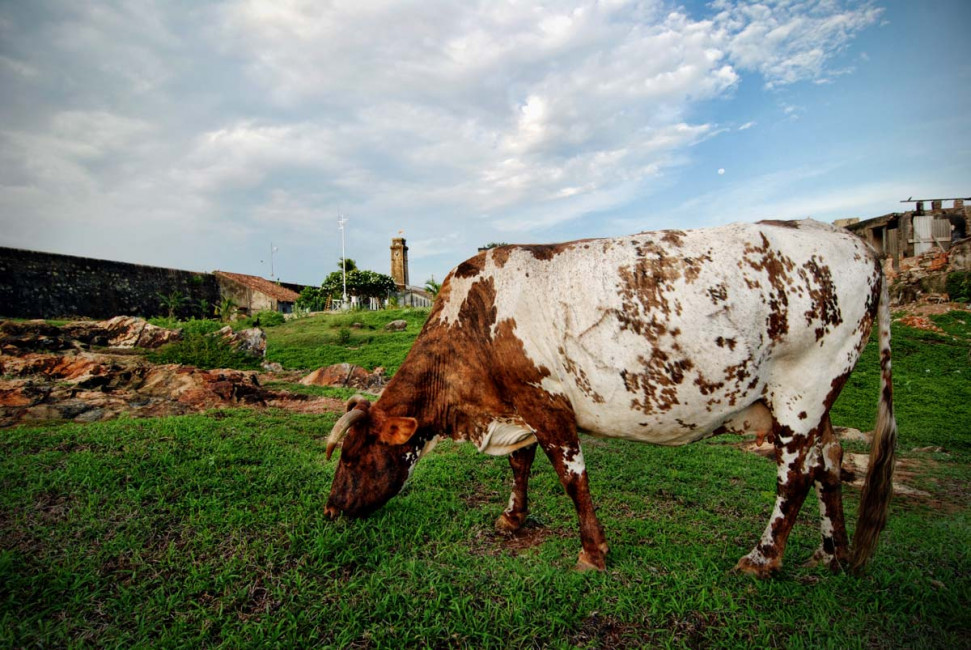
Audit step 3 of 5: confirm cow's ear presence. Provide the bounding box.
[377,417,419,446]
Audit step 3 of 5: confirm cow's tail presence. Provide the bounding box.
[850,271,898,573]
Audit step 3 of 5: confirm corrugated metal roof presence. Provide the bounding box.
[214,271,300,302]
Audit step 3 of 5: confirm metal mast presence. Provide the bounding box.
[338,214,349,308]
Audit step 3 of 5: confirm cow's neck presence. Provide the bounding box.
[374,323,506,445]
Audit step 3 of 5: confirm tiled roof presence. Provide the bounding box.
[214,271,300,302]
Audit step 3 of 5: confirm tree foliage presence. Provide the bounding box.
[320,268,397,300]
[296,286,328,312]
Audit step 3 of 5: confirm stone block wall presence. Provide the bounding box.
[0,247,220,320]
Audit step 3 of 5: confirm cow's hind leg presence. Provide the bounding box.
[496,443,537,533]
[735,422,817,578]
[804,415,850,572]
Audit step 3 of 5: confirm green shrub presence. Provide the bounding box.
[147,316,180,330]
[147,332,261,370]
[945,271,971,302]
[148,317,224,336]
[236,310,286,329]
[337,327,351,345]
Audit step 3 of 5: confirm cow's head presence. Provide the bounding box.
[323,396,419,519]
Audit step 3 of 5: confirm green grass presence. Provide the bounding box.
[147,332,263,371]
[1,315,969,647]
[264,308,430,373]
[262,381,361,402]
[832,312,971,452]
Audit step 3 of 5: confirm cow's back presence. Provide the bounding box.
[438,220,880,445]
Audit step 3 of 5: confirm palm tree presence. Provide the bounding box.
[214,297,238,322]
[424,277,442,297]
[157,291,186,319]
[196,298,212,319]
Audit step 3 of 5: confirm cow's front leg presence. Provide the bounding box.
[735,430,815,578]
[496,443,537,533]
[538,438,608,571]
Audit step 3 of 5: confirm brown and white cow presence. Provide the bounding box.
[324,219,897,576]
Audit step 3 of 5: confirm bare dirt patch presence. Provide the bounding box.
[895,302,969,318]
[468,518,569,559]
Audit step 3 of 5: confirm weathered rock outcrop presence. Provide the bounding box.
[0,316,182,353]
[300,363,386,392]
[217,326,267,357]
[0,350,269,426]
[0,319,337,427]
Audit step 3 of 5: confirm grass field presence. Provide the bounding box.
[1,311,969,647]
[264,308,430,374]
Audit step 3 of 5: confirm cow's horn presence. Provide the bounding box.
[345,394,371,410]
[325,408,367,460]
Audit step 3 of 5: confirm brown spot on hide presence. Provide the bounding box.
[693,372,725,396]
[454,252,487,279]
[758,219,801,229]
[490,246,513,269]
[621,348,693,414]
[742,233,797,342]
[720,358,752,406]
[616,246,679,318]
[661,230,686,247]
[825,370,853,412]
[456,277,499,334]
[561,348,606,403]
[707,284,728,304]
[491,241,588,269]
[715,336,737,351]
[519,243,573,260]
[799,256,843,341]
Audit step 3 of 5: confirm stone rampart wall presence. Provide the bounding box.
[0,247,220,320]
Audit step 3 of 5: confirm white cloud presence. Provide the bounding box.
[711,0,883,87]
[738,121,757,131]
[0,0,888,283]
[209,2,740,229]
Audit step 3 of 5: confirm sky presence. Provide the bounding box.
[1,0,969,288]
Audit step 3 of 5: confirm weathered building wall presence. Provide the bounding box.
[215,277,276,315]
[0,247,220,320]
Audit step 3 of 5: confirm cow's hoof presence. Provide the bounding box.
[495,511,526,533]
[733,555,779,579]
[576,549,606,572]
[803,548,846,573]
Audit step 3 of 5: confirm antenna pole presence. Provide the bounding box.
[338,214,349,308]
